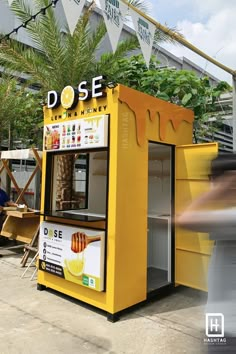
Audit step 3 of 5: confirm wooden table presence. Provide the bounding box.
[1,210,40,244]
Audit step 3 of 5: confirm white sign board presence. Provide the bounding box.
[39,221,105,291]
[44,115,108,151]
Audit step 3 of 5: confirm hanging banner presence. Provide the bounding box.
[61,0,86,34]
[99,0,128,53]
[129,9,156,67]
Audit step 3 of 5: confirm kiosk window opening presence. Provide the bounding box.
[52,152,89,211]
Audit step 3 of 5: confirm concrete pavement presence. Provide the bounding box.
[0,253,207,354]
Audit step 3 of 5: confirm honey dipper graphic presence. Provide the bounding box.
[71,232,101,253]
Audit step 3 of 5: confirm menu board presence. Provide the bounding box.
[44,115,108,151]
[38,221,105,291]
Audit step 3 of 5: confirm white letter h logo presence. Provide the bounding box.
[206,313,224,337]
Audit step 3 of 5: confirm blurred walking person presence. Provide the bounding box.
[177,153,236,353]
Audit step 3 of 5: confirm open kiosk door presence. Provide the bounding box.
[175,143,218,291]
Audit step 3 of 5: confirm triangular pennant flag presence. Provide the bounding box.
[129,9,156,67]
[61,0,86,35]
[99,0,128,53]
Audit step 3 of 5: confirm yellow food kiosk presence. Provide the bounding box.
[37,77,217,321]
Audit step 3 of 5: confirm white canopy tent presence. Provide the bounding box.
[0,148,42,206]
[1,148,42,160]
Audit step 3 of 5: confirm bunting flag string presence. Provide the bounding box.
[61,0,86,35]
[0,0,59,43]
[129,7,156,68]
[99,0,128,53]
[2,0,157,68]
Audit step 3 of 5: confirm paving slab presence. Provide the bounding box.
[0,255,208,354]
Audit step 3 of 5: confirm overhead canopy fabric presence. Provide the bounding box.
[1,149,42,160]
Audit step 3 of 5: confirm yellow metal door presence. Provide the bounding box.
[175,143,218,291]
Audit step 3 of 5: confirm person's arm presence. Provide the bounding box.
[5,201,17,207]
[3,191,17,208]
[177,172,236,232]
[0,202,17,213]
[177,209,236,232]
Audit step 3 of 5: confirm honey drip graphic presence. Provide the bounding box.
[71,232,101,253]
[119,85,194,146]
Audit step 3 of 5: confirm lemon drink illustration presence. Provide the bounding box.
[64,253,84,277]
[64,232,101,278]
[45,127,52,150]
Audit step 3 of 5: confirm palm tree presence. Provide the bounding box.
[0,0,181,92]
[0,74,41,148]
[0,0,181,210]
[0,0,149,93]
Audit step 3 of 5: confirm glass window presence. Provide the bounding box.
[53,153,89,211]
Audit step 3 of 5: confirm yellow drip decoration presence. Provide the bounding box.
[119,85,194,145]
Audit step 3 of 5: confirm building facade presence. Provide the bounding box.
[0,0,233,151]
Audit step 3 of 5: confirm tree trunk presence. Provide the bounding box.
[56,154,74,210]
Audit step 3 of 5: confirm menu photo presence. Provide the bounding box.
[44,115,108,151]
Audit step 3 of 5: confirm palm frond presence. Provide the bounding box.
[77,21,107,81]
[154,24,185,45]
[11,0,67,89]
[11,0,43,51]
[0,40,49,87]
[1,0,181,94]
[64,4,106,85]
[95,36,139,76]
[128,0,151,14]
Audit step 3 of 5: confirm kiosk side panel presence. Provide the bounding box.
[175,143,218,291]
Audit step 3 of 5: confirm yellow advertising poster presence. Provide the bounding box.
[39,222,105,291]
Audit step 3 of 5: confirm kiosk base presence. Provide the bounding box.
[35,282,175,321]
[106,312,120,323]
[37,283,47,291]
[36,282,121,322]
